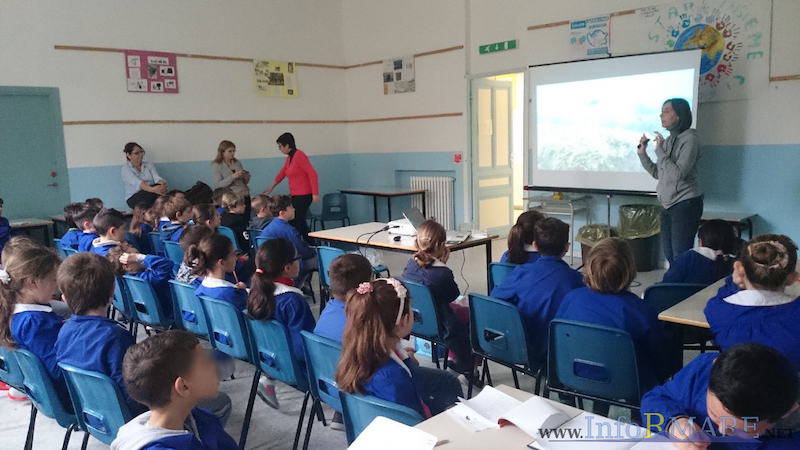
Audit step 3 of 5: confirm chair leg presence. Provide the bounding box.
[239,369,262,449]
[484,363,493,387]
[301,400,319,450]
[61,423,76,450]
[24,405,37,450]
[511,368,520,389]
[80,432,90,450]
[293,392,311,450]
[576,396,584,410]
[534,373,542,396]
[431,343,440,369]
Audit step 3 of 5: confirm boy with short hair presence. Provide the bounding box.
[258,195,316,281]
[161,197,193,243]
[90,208,128,256]
[248,194,275,230]
[314,253,374,342]
[220,192,249,251]
[58,202,86,250]
[111,331,237,450]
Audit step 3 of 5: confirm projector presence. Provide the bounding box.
[387,218,416,236]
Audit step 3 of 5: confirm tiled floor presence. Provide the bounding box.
[1,238,674,449]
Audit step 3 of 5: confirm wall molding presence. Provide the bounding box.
[62,112,463,126]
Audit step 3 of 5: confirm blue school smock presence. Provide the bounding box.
[59,229,82,250]
[704,282,800,369]
[159,222,184,242]
[258,218,314,260]
[125,224,153,254]
[490,255,584,363]
[270,283,316,362]
[90,238,120,256]
[314,298,347,342]
[499,249,540,264]
[555,286,669,391]
[0,216,9,253]
[195,277,247,311]
[55,314,144,414]
[131,255,175,318]
[662,247,734,285]
[364,351,426,417]
[11,304,67,401]
[77,232,99,252]
[112,408,238,450]
[641,353,800,449]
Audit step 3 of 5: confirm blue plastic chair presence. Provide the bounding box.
[488,262,517,293]
[168,280,211,339]
[310,193,350,230]
[316,246,390,301]
[246,228,263,254]
[122,275,173,329]
[245,318,310,449]
[111,277,138,336]
[401,279,448,369]
[339,392,424,444]
[0,346,24,390]
[217,226,241,252]
[468,293,542,398]
[58,363,132,445]
[644,282,714,354]
[148,231,165,256]
[163,240,184,267]
[300,331,343,449]
[546,319,641,412]
[15,349,83,450]
[53,239,69,259]
[63,247,78,257]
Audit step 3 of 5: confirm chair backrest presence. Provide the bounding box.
[53,239,69,258]
[169,280,211,338]
[217,226,241,252]
[199,296,252,362]
[401,279,441,341]
[163,240,185,266]
[15,349,76,428]
[548,319,641,404]
[254,236,271,249]
[322,193,348,216]
[468,293,529,366]
[63,247,78,257]
[148,231,165,256]
[112,276,134,321]
[339,391,424,445]
[0,346,25,391]
[246,228,262,251]
[246,317,308,391]
[59,363,132,445]
[488,262,517,293]
[300,331,343,412]
[643,283,708,314]
[317,246,346,289]
[122,275,172,328]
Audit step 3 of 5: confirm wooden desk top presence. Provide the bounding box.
[309,222,497,253]
[10,218,53,228]
[340,188,426,197]
[657,279,723,328]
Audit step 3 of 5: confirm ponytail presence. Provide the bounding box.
[188,234,232,276]
[0,274,19,349]
[413,220,448,267]
[247,239,296,321]
[506,210,544,264]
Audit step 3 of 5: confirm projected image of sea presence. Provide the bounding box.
[536,69,695,172]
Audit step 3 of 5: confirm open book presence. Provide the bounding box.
[349,416,439,450]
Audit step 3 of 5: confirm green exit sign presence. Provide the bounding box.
[478,40,517,54]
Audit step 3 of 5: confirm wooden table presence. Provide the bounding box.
[10,218,54,246]
[340,188,426,222]
[309,222,498,267]
[701,211,756,240]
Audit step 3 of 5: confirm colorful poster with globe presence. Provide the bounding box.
[636,0,770,102]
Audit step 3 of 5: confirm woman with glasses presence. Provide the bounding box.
[121,142,169,208]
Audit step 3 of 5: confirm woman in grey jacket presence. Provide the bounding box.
[637,98,703,264]
[211,140,251,213]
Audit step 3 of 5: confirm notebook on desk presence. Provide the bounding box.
[403,207,470,244]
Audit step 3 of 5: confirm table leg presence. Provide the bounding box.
[387,197,392,222]
[485,240,493,267]
[421,193,427,218]
[373,196,379,222]
[747,218,753,240]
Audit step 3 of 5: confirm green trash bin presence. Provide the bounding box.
[618,204,662,272]
[576,224,617,267]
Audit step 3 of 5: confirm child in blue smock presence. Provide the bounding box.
[499,210,544,264]
[663,219,738,285]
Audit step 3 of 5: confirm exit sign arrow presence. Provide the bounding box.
[479,39,518,54]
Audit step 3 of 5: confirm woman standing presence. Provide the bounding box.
[263,133,319,239]
[121,142,168,208]
[637,98,703,264]
[211,140,251,215]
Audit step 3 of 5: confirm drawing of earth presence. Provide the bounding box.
[674,24,723,74]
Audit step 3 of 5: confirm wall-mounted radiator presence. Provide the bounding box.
[410,176,455,230]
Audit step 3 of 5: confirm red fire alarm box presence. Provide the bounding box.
[454,152,462,163]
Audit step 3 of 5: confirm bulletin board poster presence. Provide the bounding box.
[383,55,415,95]
[125,50,179,94]
[254,60,299,98]
[569,15,610,58]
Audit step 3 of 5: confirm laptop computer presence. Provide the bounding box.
[402,207,470,244]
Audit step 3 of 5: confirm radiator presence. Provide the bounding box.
[410,176,455,230]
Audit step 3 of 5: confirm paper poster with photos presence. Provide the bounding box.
[124,50,179,94]
[254,60,299,98]
[383,55,415,95]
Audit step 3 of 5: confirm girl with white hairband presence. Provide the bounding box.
[705,234,800,368]
[336,278,462,418]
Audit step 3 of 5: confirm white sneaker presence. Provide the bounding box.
[257,376,280,409]
[329,411,345,431]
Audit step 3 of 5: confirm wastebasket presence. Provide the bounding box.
[618,204,661,272]
[576,224,617,267]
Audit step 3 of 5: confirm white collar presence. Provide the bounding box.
[431,258,447,268]
[93,237,120,247]
[389,340,412,377]
[524,244,536,252]
[693,247,721,261]
[160,217,169,222]
[274,282,304,296]
[13,303,53,314]
[201,276,237,288]
[724,289,797,307]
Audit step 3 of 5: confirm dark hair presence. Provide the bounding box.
[247,239,297,320]
[123,142,142,160]
[192,204,219,227]
[251,194,274,215]
[0,245,60,348]
[93,208,126,235]
[84,197,104,209]
[584,237,636,293]
[269,195,293,217]
[740,234,798,290]
[179,225,215,262]
[533,217,569,257]
[63,202,86,228]
[163,197,192,222]
[57,252,116,315]
[413,220,448,268]
[106,246,131,275]
[664,98,692,134]
[276,132,296,151]
[73,205,101,230]
[698,220,739,257]
[211,188,231,207]
[329,254,373,299]
[507,210,545,264]
[186,234,233,276]
[709,343,798,423]
[123,330,200,408]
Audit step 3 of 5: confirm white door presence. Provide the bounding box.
[471,78,514,235]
